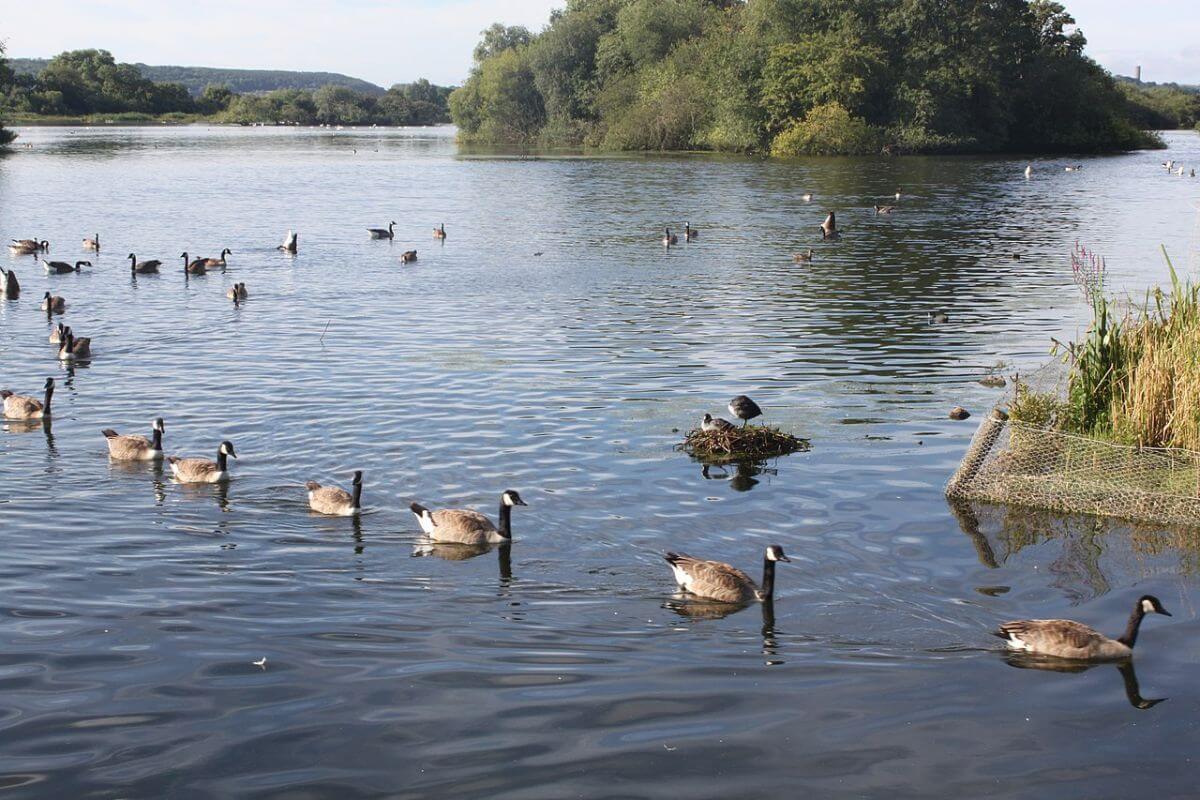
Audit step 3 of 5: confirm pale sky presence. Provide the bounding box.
[2,0,1197,88]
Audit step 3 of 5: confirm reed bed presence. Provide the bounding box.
[1013,245,1200,451]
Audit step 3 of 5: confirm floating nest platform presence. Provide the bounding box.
[678,425,810,464]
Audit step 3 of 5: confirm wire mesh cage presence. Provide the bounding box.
[947,406,1200,529]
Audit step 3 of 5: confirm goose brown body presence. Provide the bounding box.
[1,268,20,298]
[1,379,54,420]
[994,595,1171,660]
[665,545,791,603]
[168,441,236,483]
[102,419,165,461]
[410,490,527,545]
[306,471,362,516]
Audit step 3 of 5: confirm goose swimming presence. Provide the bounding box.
[306,470,363,516]
[102,418,165,461]
[168,440,237,483]
[1,378,54,420]
[368,221,397,239]
[993,595,1171,660]
[410,490,527,546]
[664,545,791,603]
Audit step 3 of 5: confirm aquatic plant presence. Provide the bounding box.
[1015,245,1200,450]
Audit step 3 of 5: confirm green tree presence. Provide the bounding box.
[0,43,15,146]
[473,23,534,64]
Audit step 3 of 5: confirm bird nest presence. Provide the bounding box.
[678,426,810,464]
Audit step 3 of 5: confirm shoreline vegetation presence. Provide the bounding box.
[450,0,1198,156]
[0,48,452,144]
[1011,245,1200,451]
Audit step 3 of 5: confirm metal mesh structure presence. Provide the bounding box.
[946,408,1200,528]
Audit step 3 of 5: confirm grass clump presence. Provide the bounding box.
[1014,244,1200,451]
[679,425,810,465]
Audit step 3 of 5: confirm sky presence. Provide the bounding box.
[2,0,1197,88]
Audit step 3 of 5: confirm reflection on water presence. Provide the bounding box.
[1,126,1199,797]
[1004,656,1166,710]
[952,499,1200,601]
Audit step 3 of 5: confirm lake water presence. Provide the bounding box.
[2,125,1200,798]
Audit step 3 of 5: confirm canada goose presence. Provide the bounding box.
[664,545,791,603]
[58,330,92,361]
[684,222,699,241]
[728,395,762,426]
[662,228,678,246]
[801,193,813,202]
[49,322,66,343]
[102,418,165,461]
[180,252,207,275]
[168,440,237,483]
[1,378,54,420]
[0,268,18,298]
[400,250,418,264]
[928,310,949,324]
[368,221,396,239]
[306,470,363,516]
[433,223,447,239]
[993,595,1171,660]
[1064,165,1082,172]
[128,254,161,274]
[820,212,839,239]
[43,259,88,274]
[1024,164,1032,178]
[874,204,896,214]
[278,230,299,253]
[701,412,735,433]
[41,292,66,313]
[792,250,814,263]
[198,248,232,268]
[10,239,48,254]
[409,489,527,545]
[226,282,248,300]
[82,234,100,251]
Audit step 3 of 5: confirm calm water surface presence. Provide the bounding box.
[2,126,1200,798]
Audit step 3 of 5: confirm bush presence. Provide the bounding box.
[770,102,881,156]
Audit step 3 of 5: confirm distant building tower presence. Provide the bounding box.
[1135,65,1142,83]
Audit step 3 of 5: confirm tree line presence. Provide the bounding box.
[450,0,1173,155]
[0,49,453,128]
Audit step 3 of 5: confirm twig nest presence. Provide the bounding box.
[679,425,810,464]
[979,376,1006,388]
[949,407,971,420]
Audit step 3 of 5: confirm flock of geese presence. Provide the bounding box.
[0,198,1179,665]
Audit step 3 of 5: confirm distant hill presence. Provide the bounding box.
[8,58,386,97]
[1114,75,1200,93]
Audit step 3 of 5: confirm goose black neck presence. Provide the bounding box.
[216,449,228,471]
[497,501,513,539]
[351,478,363,508]
[43,382,54,413]
[759,557,777,601]
[151,426,162,451]
[1118,603,1147,648]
